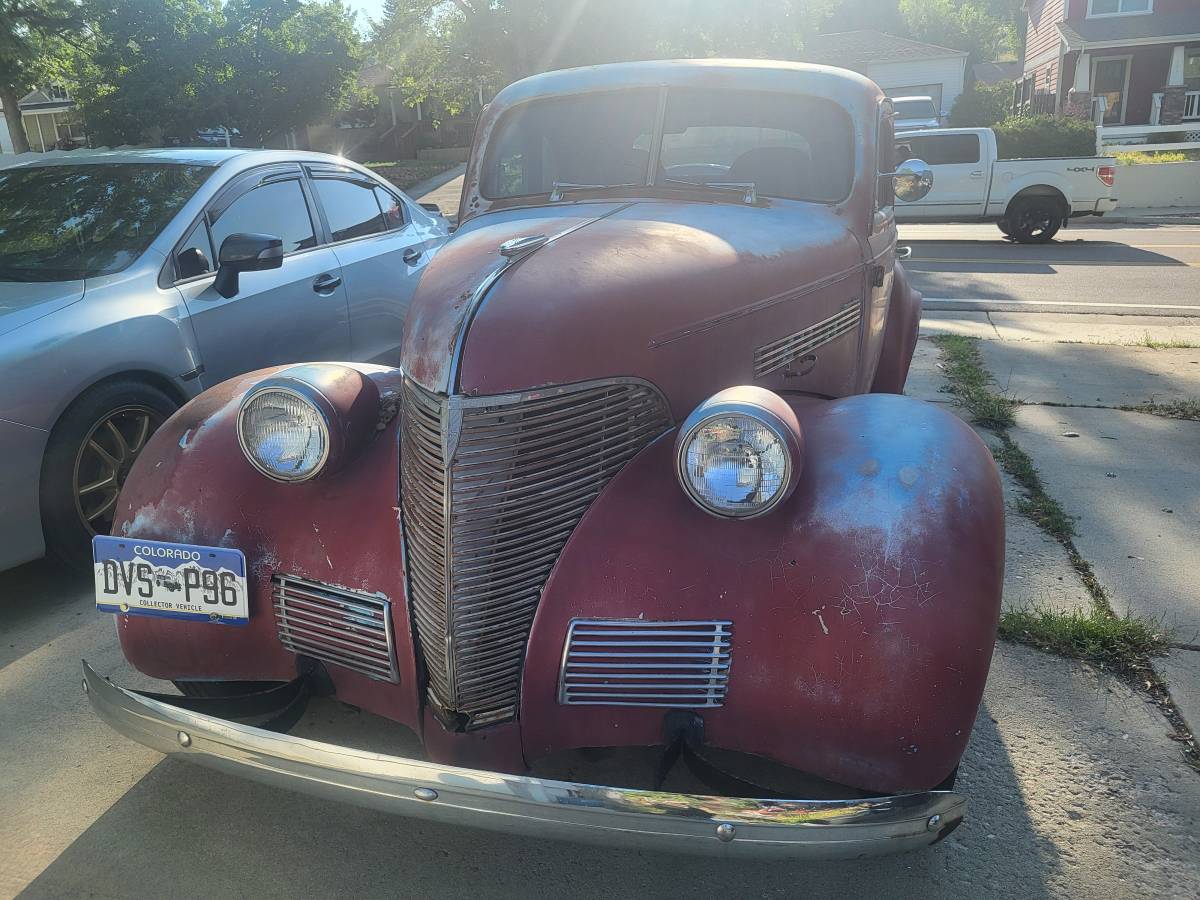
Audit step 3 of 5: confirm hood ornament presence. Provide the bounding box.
[498,234,548,259]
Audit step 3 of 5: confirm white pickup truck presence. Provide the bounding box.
[894,127,1117,242]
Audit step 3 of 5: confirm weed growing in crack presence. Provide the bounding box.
[1121,399,1200,421]
[1134,332,1200,350]
[929,334,1017,429]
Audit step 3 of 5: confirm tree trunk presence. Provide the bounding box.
[1,84,32,154]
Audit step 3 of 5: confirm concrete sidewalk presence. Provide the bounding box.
[1083,207,1200,225]
[915,311,1200,743]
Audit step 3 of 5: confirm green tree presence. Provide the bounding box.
[214,0,362,147]
[75,0,361,147]
[0,0,79,153]
[898,0,1015,65]
[72,0,225,146]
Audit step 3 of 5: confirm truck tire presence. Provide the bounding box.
[40,379,178,569]
[997,220,1012,237]
[1005,197,1063,243]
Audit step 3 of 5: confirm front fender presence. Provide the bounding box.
[109,364,423,731]
[521,393,1004,794]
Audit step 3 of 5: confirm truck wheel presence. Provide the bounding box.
[997,220,1012,237]
[1006,198,1062,243]
[40,379,177,569]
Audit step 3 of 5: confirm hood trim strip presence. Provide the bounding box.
[445,202,636,395]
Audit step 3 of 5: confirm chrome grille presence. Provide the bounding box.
[753,303,861,378]
[558,619,733,707]
[272,575,399,682]
[400,378,673,728]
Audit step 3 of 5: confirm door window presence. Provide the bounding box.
[1092,57,1129,124]
[903,134,980,166]
[175,220,214,280]
[313,178,387,242]
[210,179,316,256]
[374,187,406,230]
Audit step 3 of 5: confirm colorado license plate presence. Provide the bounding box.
[93,535,249,624]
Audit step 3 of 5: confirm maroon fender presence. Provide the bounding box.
[520,392,1004,794]
[108,365,427,735]
[870,262,921,395]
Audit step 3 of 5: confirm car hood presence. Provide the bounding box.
[402,199,865,418]
[0,279,85,338]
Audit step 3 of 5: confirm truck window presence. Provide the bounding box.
[903,134,980,166]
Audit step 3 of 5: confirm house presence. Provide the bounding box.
[0,85,82,154]
[1020,0,1200,150]
[803,30,969,117]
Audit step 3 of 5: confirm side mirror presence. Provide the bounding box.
[888,159,934,203]
[213,232,284,298]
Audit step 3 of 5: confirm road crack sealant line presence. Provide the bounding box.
[928,334,1200,772]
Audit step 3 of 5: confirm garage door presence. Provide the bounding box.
[886,84,943,110]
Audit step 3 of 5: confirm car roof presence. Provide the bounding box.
[0,147,367,172]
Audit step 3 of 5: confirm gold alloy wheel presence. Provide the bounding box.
[72,405,165,536]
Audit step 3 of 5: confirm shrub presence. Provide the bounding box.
[949,83,1013,128]
[1114,149,1200,165]
[993,114,1096,158]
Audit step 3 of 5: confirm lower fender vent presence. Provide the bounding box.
[558,619,732,708]
[272,575,399,683]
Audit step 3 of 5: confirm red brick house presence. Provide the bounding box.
[1019,0,1200,149]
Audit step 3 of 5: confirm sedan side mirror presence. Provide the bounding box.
[214,233,284,298]
[887,159,934,203]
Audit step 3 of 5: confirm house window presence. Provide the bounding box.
[1087,0,1151,17]
[1186,49,1200,90]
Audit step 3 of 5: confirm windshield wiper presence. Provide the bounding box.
[661,178,758,204]
[549,181,614,202]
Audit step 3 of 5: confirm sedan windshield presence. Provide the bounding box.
[0,163,211,281]
[481,87,854,204]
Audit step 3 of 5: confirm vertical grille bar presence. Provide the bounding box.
[400,378,672,728]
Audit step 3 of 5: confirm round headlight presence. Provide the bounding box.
[237,387,330,482]
[675,387,803,518]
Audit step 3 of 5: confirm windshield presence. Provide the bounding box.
[481,87,854,204]
[0,163,211,281]
[893,99,937,120]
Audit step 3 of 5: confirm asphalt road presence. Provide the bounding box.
[899,221,1200,316]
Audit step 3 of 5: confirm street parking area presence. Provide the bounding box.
[3,207,1199,899]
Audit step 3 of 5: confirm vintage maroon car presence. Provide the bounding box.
[84,60,1004,858]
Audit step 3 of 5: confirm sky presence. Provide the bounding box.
[348,0,388,34]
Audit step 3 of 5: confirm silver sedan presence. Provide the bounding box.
[0,148,450,570]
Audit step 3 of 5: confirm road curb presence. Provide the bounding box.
[1079,213,1200,226]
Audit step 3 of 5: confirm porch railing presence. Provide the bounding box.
[1186,90,1200,121]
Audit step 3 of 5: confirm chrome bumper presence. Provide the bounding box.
[83,661,964,858]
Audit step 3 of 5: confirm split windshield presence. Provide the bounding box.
[481,87,854,204]
[0,163,211,282]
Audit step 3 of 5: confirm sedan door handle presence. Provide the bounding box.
[402,247,423,265]
[312,273,342,295]
[970,170,985,178]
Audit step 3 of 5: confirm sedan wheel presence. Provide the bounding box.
[41,379,178,568]
[73,406,165,536]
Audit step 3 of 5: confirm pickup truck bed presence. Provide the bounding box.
[894,127,1117,242]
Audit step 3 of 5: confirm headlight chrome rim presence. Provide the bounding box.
[237,383,333,483]
[674,388,803,520]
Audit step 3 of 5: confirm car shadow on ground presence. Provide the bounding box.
[0,559,92,671]
[17,695,1058,899]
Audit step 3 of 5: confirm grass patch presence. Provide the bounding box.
[999,607,1170,677]
[1121,399,1200,421]
[1132,332,1200,350]
[928,334,1017,429]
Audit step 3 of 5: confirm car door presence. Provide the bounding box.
[173,164,351,385]
[895,132,986,218]
[306,165,431,366]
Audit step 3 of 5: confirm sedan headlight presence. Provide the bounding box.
[675,387,803,518]
[238,387,331,482]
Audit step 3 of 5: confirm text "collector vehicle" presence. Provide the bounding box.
[84,60,1005,858]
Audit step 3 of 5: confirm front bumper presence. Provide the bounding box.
[83,661,964,858]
